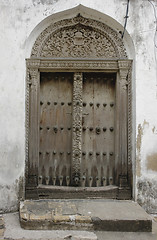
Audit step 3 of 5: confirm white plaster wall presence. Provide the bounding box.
[0,0,157,213]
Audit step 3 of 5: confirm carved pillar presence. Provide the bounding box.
[118,60,131,186]
[72,72,83,186]
[26,61,40,190]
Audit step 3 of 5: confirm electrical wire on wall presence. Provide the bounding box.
[148,0,157,98]
[121,0,130,39]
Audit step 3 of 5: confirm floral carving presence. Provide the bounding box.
[72,73,83,185]
[31,16,127,59]
[40,25,117,58]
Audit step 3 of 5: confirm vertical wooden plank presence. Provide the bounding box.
[72,72,83,186]
[58,73,73,184]
[82,73,116,187]
[93,74,115,186]
[114,73,120,186]
[39,72,72,185]
[93,74,101,186]
[82,74,94,186]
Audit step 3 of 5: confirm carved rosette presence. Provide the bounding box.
[72,72,83,186]
[31,15,127,59]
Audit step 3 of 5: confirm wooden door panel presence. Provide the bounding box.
[39,72,116,188]
[39,72,73,186]
[82,73,116,187]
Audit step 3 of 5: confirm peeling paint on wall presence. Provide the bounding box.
[136,120,149,177]
[136,124,143,177]
[136,120,157,214]
[147,153,157,172]
[32,0,59,6]
[152,126,155,133]
[0,183,18,213]
[152,126,157,134]
[137,178,157,214]
[0,176,24,213]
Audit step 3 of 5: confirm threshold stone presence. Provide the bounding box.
[20,199,152,232]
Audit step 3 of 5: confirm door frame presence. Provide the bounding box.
[25,58,132,199]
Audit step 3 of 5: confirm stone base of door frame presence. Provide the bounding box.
[20,199,152,232]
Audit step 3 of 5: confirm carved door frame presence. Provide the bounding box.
[25,14,133,199]
[25,58,132,199]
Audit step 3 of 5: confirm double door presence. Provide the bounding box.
[39,72,116,188]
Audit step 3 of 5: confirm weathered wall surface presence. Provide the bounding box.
[0,0,157,213]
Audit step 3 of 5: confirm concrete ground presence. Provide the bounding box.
[0,212,157,240]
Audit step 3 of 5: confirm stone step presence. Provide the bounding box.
[20,199,152,232]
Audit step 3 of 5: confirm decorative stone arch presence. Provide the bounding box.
[25,9,133,200]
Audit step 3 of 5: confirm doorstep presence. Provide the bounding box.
[20,199,152,232]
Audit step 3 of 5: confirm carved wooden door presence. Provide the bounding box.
[26,14,132,200]
[39,72,73,186]
[81,73,116,187]
[39,72,116,189]
[26,68,131,200]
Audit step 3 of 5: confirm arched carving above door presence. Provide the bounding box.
[31,15,127,59]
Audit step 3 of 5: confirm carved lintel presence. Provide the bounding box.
[118,60,131,69]
[40,60,118,70]
[26,59,40,69]
[72,72,83,186]
[26,59,119,71]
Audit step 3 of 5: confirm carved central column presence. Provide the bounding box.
[72,72,83,186]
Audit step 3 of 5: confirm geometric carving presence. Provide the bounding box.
[26,59,119,70]
[31,15,127,59]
